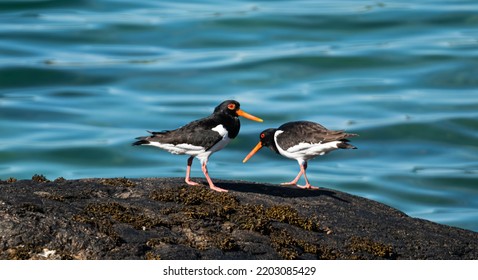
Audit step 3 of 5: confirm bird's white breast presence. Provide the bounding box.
[207,124,231,153]
[211,124,228,137]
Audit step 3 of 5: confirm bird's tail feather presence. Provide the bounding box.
[132,139,150,146]
[337,141,357,149]
[147,130,170,135]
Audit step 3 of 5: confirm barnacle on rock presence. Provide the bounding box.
[99,177,136,188]
[32,174,49,183]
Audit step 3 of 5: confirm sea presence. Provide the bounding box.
[0,0,477,232]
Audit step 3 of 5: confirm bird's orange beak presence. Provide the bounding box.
[236,109,263,122]
[243,141,263,163]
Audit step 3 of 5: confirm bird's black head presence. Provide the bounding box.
[214,100,240,117]
[242,128,278,163]
[258,128,277,149]
[214,100,263,122]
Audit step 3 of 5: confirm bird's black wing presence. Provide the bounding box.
[135,117,224,150]
[276,121,358,150]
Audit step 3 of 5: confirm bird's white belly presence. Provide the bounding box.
[147,142,205,156]
[197,127,231,163]
[196,137,231,164]
[274,130,340,161]
[147,124,231,164]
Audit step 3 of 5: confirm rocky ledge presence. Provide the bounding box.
[0,176,477,260]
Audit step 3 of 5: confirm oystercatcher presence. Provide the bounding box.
[243,121,358,189]
[133,100,263,192]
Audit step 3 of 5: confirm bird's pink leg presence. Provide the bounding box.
[296,162,319,190]
[201,161,228,192]
[185,156,199,186]
[280,169,303,186]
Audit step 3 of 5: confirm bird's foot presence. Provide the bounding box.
[297,184,320,190]
[280,181,298,187]
[185,178,200,186]
[209,185,228,192]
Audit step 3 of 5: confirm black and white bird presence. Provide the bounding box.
[243,121,358,189]
[133,100,263,192]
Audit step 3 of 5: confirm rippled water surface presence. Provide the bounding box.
[1,0,477,231]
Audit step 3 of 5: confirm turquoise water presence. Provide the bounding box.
[1,0,477,232]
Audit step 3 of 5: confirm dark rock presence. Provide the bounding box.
[0,177,477,260]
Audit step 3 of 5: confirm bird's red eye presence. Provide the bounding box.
[227,103,236,110]
[260,133,265,139]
